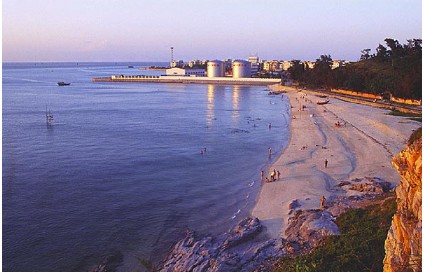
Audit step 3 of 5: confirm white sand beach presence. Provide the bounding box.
[252,87,421,238]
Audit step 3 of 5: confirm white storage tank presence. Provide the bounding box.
[207,60,225,78]
[232,60,251,78]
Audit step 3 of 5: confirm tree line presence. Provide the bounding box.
[287,38,422,99]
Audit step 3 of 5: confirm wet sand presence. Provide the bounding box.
[252,87,420,238]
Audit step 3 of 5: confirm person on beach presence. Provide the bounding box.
[268,147,272,157]
[325,159,328,168]
[261,170,264,181]
[320,196,326,209]
[265,177,270,183]
[270,170,276,181]
[277,170,281,180]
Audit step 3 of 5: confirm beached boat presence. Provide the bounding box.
[57,81,71,86]
[317,99,330,105]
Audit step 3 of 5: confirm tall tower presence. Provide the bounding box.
[170,47,174,62]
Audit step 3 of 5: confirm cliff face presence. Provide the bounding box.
[384,131,422,272]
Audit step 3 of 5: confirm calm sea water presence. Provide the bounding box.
[3,62,290,271]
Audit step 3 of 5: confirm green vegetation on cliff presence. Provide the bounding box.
[274,197,397,272]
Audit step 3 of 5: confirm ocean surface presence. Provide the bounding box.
[3,62,290,271]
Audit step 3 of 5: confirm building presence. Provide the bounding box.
[224,59,233,74]
[304,61,315,69]
[331,60,345,69]
[170,60,184,68]
[263,60,281,72]
[281,61,292,71]
[166,67,205,77]
[188,60,201,68]
[247,56,260,77]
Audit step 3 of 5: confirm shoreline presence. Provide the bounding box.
[251,86,420,239]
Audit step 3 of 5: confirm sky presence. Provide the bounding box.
[2,0,422,62]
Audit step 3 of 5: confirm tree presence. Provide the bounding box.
[360,49,371,60]
[312,55,333,87]
[375,44,389,61]
[287,60,305,81]
[384,38,405,58]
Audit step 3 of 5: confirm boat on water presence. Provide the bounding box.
[57,81,71,86]
[317,99,330,105]
[46,106,54,125]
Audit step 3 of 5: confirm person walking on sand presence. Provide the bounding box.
[325,159,328,168]
[277,170,281,180]
[320,195,326,209]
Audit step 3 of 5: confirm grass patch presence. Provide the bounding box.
[274,197,396,272]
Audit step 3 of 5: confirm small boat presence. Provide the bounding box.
[46,106,54,125]
[57,81,71,86]
[128,65,134,68]
[317,99,330,105]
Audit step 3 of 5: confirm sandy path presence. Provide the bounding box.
[251,89,421,238]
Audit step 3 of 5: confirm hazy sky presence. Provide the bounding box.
[3,0,422,62]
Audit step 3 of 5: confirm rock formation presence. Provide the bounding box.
[159,176,398,271]
[384,130,422,272]
[159,217,286,272]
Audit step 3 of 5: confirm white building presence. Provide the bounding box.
[281,61,292,71]
[188,60,201,68]
[304,61,315,69]
[331,60,345,69]
[166,67,205,77]
[263,60,281,72]
[248,56,260,77]
[170,60,184,68]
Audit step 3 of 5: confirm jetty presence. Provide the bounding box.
[92,75,281,86]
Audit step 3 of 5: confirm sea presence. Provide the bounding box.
[2,62,290,271]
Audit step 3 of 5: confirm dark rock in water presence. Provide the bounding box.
[230,128,250,134]
[89,251,124,272]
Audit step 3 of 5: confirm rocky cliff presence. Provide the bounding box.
[384,129,422,272]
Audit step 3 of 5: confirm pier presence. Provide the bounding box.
[92,75,281,86]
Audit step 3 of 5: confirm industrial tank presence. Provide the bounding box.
[232,60,251,78]
[207,60,225,78]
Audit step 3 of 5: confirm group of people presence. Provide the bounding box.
[261,169,281,183]
[335,120,346,127]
